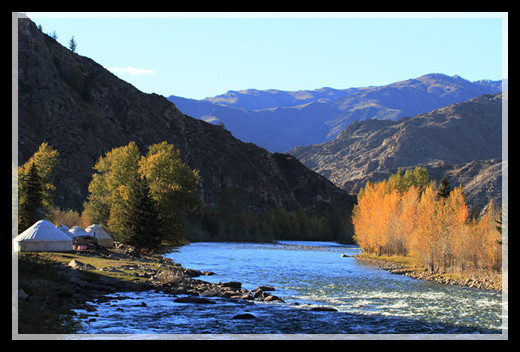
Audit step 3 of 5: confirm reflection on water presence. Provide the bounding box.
[74,241,505,335]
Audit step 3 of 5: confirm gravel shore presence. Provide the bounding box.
[354,255,502,292]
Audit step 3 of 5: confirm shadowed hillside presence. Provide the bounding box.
[18,18,354,215]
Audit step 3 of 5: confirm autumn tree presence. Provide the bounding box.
[353,167,501,276]
[353,181,387,254]
[83,141,141,232]
[83,141,201,248]
[18,143,60,231]
[393,185,420,256]
[18,142,60,213]
[139,141,201,244]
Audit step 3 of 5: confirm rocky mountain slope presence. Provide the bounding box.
[289,93,505,212]
[17,18,354,215]
[168,74,503,152]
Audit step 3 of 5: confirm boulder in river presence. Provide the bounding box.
[232,313,256,320]
[263,295,284,303]
[222,281,242,289]
[257,285,275,291]
[310,306,338,312]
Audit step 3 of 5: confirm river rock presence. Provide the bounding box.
[310,307,338,312]
[222,281,242,289]
[200,289,221,297]
[263,295,284,303]
[253,290,265,299]
[232,313,256,319]
[257,285,275,291]
[182,268,202,277]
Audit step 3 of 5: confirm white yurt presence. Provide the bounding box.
[68,226,93,239]
[85,224,114,248]
[57,224,70,235]
[13,220,73,252]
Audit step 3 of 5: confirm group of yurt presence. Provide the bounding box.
[13,220,114,252]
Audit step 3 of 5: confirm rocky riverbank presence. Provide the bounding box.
[354,255,502,292]
[16,245,286,333]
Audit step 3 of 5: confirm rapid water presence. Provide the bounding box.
[74,241,506,336]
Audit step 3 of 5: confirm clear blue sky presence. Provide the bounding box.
[25,12,507,100]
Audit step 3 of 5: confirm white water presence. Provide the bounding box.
[74,241,505,335]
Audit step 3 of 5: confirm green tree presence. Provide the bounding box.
[116,175,162,250]
[437,175,452,200]
[18,162,44,232]
[18,142,59,213]
[139,141,201,244]
[384,167,430,194]
[83,141,200,247]
[83,141,141,235]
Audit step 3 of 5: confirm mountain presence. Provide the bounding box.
[289,93,505,212]
[17,18,354,215]
[203,87,356,110]
[325,74,504,139]
[168,74,503,152]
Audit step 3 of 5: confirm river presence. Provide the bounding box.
[73,241,506,337]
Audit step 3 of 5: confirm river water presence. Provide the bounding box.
[74,241,506,336]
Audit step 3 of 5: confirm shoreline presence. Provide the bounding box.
[16,246,287,333]
[353,254,502,292]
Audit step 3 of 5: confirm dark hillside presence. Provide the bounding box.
[18,18,354,215]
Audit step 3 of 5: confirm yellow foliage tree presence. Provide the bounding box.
[353,169,501,275]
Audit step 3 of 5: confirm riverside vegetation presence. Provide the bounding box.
[18,142,353,247]
[352,167,502,291]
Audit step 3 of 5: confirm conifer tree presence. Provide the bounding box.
[117,175,162,250]
[69,36,77,53]
[437,175,452,200]
[18,162,44,232]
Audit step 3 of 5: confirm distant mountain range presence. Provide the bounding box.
[17,18,354,215]
[18,16,505,218]
[289,93,505,213]
[168,74,504,152]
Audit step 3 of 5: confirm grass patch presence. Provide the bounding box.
[38,252,174,284]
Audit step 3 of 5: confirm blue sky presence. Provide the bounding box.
[25,12,507,100]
